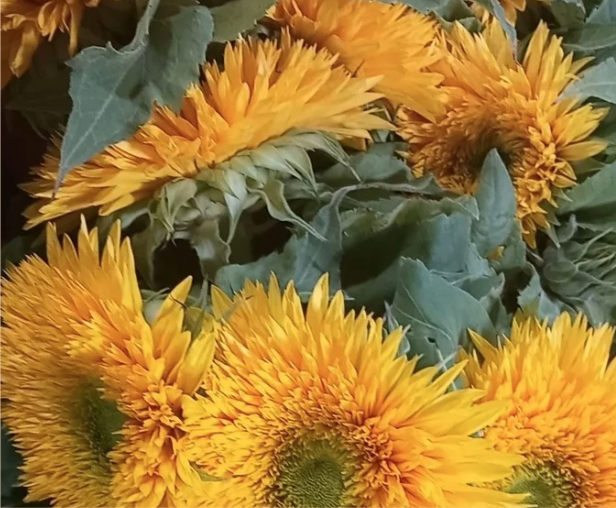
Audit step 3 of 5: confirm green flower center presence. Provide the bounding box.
[507,462,577,508]
[72,379,126,469]
[275,439,350,508]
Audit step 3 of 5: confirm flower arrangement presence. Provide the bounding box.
[1,0,615,506]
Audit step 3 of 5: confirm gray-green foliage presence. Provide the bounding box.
[58,0,213,184]
[215,187,350,297]
[561,57,616,104]
[552,0,587,28]
[209,0,275,41]
[532,164,616,325]
[392,258,498,369]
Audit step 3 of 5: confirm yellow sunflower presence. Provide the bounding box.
[266,0,445,121]
[1,220,214,507]
[1,0,98,87]
[182,274,526,507]
[396,21,608,248]
[460,313,616,507]
[23,32,390,229]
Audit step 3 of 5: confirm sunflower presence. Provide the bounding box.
[460,313,616,507]
[1,219,214,507]
[266,0,445,121]
[182,274,526,507]
[396,21,608,247]
[23,32,390,229]
[1,0,99,87]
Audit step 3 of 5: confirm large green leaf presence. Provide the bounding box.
[392,258,497,368]
[561,57,616,104]
[58,0,213,184]
[552,0,586,27]
[563,23,616,53]
[215,187,350,296]
[542,229,616,325]
[210,0,275,41]
[588,0,616,23]
[345,212,476,310]
[318,141,443,195]
[471,149,517,258]
[557,162,616,230]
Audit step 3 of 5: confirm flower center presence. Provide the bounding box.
[506,462,577,508]
[72,379,126,469]
[275,439,349,508]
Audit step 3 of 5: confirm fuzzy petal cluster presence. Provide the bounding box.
[396,21,608,247]
[1,0,99,87]
[267,0,445,120]
[461,313,616,507]
[182,275,525,507]
[23,33,390,228]
[1,220,214,507]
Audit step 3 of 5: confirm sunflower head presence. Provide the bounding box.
[267,0,446,120]
[182,274,526,507]
[460,313,616,507]
[23,32,390,230]
[1,219,215,507]
[396,21,608,247]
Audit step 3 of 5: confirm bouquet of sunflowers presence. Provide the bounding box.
[2,0,616,505]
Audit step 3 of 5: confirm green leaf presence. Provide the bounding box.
[552,0,586,28]
[210,0,275,41]
[517,264,568,321]
[255,179,325,241]
[319,141,443,195]
[59,0,213,184]
[561,57,616,104]
[345,212,476,310]
[557,162,616,230]
[563,23,616,52]
[215,187,350,295]
[392,258,497,368]
[397,0,450,13]
[542,230,616,325]
[181,220,231,279]
[471,149,517,258]
[588,0,616,23]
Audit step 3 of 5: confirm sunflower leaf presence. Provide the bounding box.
[552,0,586,28]
[518,264,568,321]
[561,57,616,104]
[542,230,616,325]
[215,187,350,296]
[471,149,517,259]
[209,0,275,42]
[556,161,616,230]
[254,179,325,240]
[392,258,497,368]
[319,142,444,194]
[588,0,616,22]
[58,0,213,185]
[563,23,616,53]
